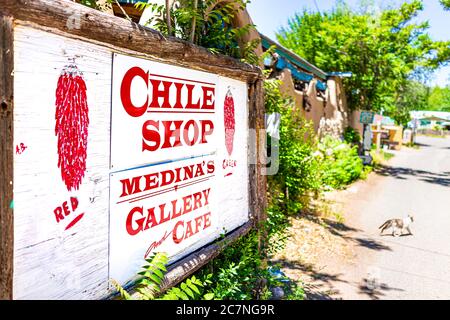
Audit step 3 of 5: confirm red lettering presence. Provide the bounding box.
[142,119,215,152]
[185,84,201,109]
[144,172,159,191]
[192,192,202,211]
[173,220,184,244]
[159,203,171,224]
[207,160,215,174]
[150,79,172,108]
[194,215,203,233]
[70,197,78,211]
[183,120,200,146]
[194,163,204,177]
[182,194,192,214]
[184,220,194,239]
[144,207,159,230]
[202,86,215,109]
[171,199,183,220]
[54,207,64,223]
[121,67,149,117]
[124,188,212,237]
[126,207,145,236]
[142,120,161,151]
[203,212,211,229]
[161,120,183,149]
[160,169,175,187]
[173,83,184,109]
[62,201,70,216]
[120,176,142,197]
[200,120,214,144]
[202,188,210,206]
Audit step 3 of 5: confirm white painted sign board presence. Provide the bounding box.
[11,26,250,299]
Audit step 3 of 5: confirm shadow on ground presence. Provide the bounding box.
[358,278,404,300]
[374,165,450,187]
[272,256,403,300]
[273,214,394,299]
[302,214,392,252]
[271,258,346,300]
[414,142,432,148]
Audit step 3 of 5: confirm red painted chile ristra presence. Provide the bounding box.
[120,66,215,151]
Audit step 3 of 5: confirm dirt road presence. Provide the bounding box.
[289,136,450,300]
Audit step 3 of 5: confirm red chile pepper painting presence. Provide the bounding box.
[224,89,235,156]
[55,62,89,191]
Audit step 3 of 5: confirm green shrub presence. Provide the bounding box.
[318,136,364,189]
[265,79,322,214]
[343,126,361,144]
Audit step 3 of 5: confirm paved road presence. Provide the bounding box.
[319,136,450,300]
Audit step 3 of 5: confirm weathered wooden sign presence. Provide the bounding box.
[109,53,250,285]
[0,0,265,300]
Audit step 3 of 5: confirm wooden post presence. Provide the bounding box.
[248,77,268,298]
[255,79,267,227]
[248,78,267,228]
[376,121,381,154]
[0,14,14,300]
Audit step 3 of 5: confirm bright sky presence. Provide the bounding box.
[247,0,450,87]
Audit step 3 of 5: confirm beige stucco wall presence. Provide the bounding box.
[349,110,365,138]
[277,69,349,139]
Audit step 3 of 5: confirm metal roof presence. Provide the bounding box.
[260,33,328,80]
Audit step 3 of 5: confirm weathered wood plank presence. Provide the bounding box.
[12,26,112,299]
[247,79,267,227]
[0,15,14,300]
[1,0,262,83]
[255,79,267,225]
[247,81,257,223]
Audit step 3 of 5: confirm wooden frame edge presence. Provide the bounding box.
[0,14,14,300]
[1,0,262,84]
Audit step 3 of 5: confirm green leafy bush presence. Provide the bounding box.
[135,0,258,63]
[195,227,294,300]
[343,126,361,144]
[318,136,364,189]
[265,79,323,214]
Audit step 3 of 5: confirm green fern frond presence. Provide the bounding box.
[110,279,132,300]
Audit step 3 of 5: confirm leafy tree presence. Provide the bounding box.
[441,0,450,10]
[394,80,430,125]
[428,86,450,111]
[135,0,259,63]
[277,0,450,121]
